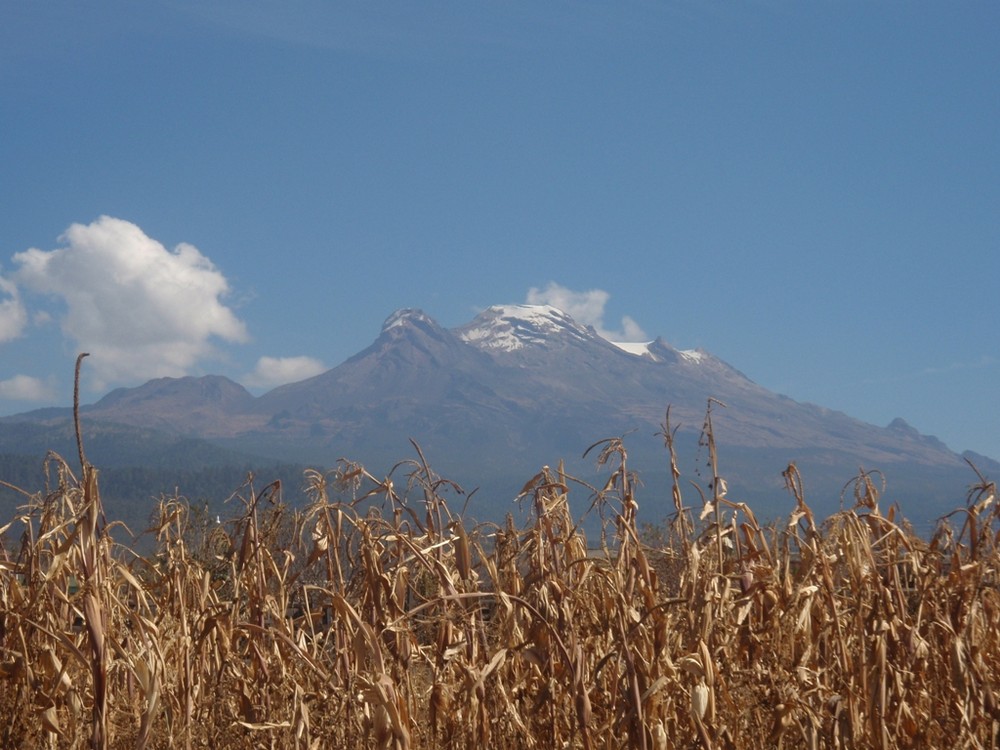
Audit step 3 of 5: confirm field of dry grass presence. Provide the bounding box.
[1,401,999,749]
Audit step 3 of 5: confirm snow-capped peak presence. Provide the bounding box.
[457,304,596,351]
[382,308,435,332]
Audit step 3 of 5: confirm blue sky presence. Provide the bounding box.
[1,1,998,461]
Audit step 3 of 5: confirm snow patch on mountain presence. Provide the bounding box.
[457,304,595,351]
[610,341,652,357]
[610,339,705,364]
[382,308,435,332]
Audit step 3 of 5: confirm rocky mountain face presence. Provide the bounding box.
[3,305,994,529]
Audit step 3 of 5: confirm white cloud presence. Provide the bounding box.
[32,310,53,326]
[12,216,249,390]
[0,273,28,343]
[0,374,56,402]
[526,282,648,342]
[245,355,327,389]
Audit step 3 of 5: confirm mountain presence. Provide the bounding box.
[2,304,996,531]
[91,375,263,437]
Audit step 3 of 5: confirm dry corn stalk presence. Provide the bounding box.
[0,399,997,749]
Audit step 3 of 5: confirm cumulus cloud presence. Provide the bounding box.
[245,355,327,389]
[0,273,28,343]
[526,282,648,342]
[12,216,249,389]
[0,374,56,402]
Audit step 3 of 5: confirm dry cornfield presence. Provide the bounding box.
[1,405,999,749]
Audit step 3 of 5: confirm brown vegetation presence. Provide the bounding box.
[1,398,998,749]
